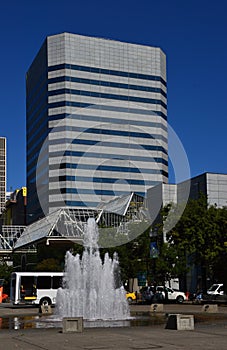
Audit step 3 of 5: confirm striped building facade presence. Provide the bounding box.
[26,33,168,222]
[0,137,6,215]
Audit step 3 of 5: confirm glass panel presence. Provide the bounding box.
[37,276,51,289]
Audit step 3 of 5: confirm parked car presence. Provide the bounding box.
[207,284,224,296]
[156,286,186,303]
[140,285,186,304]
[126,291,137,304]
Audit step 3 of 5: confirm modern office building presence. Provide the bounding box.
[147,172,227,226]
[178,172,227,208]
[26,32,168,223]
[0,137,6,215]
[148,172,227,208]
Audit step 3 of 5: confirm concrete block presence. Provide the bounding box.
[62,317,84,333]
[40,305,52,314]
[165,314,194,330]
[202,304,219,313]
[150,303,164,313]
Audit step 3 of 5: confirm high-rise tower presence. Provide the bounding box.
[26,33,167,223]
[0,137,6,215]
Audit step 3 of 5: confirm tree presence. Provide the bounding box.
[163,195,227,291]
[35,258,62,272]
[100,225,151,287]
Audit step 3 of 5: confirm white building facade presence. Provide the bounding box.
[26,33,168,222]
[0,137,6,215]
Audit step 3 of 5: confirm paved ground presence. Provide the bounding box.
[0,303,227,349]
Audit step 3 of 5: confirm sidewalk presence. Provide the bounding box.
[1,322,227,350]
[1,303,227,349]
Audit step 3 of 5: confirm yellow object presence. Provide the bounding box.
[22,187,27,196]
[126,291,136,301]
[24,296,37,300]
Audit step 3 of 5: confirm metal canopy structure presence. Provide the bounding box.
[13,192,148,251]
[0,225,26,254]
[97,193,134,216]
[13,208,98,250]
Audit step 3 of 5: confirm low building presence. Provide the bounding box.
[178,172,227,208]
[3,187,27,226]
[0,188,27,256]
[147,173,227,220]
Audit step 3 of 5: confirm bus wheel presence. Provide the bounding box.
[40,297,51,306]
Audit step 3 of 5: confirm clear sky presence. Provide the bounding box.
[0,0,226,191]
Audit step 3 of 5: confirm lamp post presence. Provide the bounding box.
[149,228,159,284]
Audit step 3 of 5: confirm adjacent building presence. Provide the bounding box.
[178,172,227,208]
[26,32,168,223]
[0,187,27,254]
[3,187,27,226]
[147,172,227,218]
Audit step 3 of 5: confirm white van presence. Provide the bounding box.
[207,283,224,296]
[10,272,64,306]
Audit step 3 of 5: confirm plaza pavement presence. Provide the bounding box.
[0,303,227,349]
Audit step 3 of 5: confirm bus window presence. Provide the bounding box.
[37,276,51,289]
[52,276,62,289]
[21,276,35,297]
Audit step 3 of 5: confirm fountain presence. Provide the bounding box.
[55,218,130,321]
[0,218,166,331]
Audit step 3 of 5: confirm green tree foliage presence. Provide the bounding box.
[35,258,62,272]
[98,220,150,248]
[154,242,188,284]
[163,195,227,287]
[100,226,151,284]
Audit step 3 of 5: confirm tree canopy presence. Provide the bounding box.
[162,195,227,290]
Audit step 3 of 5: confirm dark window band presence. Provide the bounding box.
[49,139,168,155]
[48,88,167,109]
[49,187,145,198]
[49,149,168,165]
[48,112,167,132]
[48,101,167,120]
[49,200,99,208]
[48,63,167,87]
[49,162,168,177]
[50,126,167,143]
[50,175,160,186]
[48,75,167,98]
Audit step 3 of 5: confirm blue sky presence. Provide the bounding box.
[0,0,226,191]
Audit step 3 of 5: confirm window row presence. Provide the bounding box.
[48,63,167,86]
[48,75,166,98]
[48,88,167,109]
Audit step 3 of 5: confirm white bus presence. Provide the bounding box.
[10,272,64,306]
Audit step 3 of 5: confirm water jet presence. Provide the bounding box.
[55,218,130,321]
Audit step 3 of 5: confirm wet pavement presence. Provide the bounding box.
[0,303,227,349]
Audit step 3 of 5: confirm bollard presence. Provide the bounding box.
[40,305,52,314]
[202,304,218,313]
[150,303,164,313]
[62,317,84,333]
[165,314,194,330]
